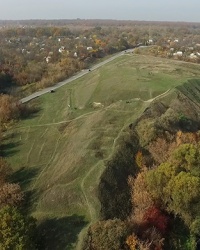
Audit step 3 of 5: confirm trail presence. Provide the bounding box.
[77,124,127,249]
[31,134,62,190]
[143,88,171,102]
[16,110,99,129]
[80,160,103,221]
[26,139,36,164]
[76,89,171,249]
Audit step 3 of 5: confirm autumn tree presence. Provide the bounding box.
[126,234,151,250]
[148,137,176,165]
[128,173,166,249]
[143,206,169,235]
[135,151,146,170]
[0,183,23,208]
[0,94,20,124]
[0,156,24,209]
[128,172,154,225]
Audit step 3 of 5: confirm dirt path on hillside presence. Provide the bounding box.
[16,110,99,129]
[144,88,171,102]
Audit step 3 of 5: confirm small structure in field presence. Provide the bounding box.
[92,102,104,108]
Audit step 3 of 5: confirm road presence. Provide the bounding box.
[20,49,135,103]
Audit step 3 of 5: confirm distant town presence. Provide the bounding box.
[1,20,200,96]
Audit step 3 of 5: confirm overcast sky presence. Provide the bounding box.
[0,0,199,22]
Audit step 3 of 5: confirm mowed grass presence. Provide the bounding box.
[3,54,200,249]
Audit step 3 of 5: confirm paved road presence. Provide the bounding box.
[20,49,135,103]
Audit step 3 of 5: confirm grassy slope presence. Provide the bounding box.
[4,54,200,249]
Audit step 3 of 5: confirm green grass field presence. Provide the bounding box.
[3,53,200,249]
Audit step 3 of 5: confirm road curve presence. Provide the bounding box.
[20,49,135,103]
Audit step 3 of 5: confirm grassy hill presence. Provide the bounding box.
[3,54,200,249]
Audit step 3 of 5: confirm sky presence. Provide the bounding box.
[0,0,200,22]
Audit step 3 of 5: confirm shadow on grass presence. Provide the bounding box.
[2,131,19,141]
[11,167,41,214]
[36,215,88,250]
[0,141,21,157]
[11,167,40,189]
[20,102,42,120]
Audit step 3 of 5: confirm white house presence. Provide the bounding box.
[92,102,104,108]
[173,51,183,57]
[189,53,197,59]
[45,56,51,63]
[58,46,65,53]
[148,39,153,45]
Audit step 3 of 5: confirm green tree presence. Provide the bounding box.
[146,143,200,226]
[172,143,200,175]
[190,217,200,236]
[0,205,36,250]
[165,172,200,224]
